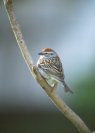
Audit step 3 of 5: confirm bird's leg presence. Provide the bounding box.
[40,75,57,93]
[50,80,58,93]
[45,79,58,93]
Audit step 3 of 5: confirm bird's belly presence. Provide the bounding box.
[38,68,50,80]
[38,67,59,86]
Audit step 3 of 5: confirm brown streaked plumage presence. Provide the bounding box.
[37,48,73,93]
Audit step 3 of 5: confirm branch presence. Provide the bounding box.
[3,0,92,133]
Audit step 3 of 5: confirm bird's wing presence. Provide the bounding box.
[39,56,64,80]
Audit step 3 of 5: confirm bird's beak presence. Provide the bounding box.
[38,52,44,55]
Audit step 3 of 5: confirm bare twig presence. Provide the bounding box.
[3,0,92,133]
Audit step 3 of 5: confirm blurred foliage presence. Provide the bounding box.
[0,111,94,133]
[74,67,95,109]
[0,112,85,133]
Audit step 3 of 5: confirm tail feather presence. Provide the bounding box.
[63,81,73,94]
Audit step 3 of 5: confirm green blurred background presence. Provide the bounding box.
[0,0,95,132]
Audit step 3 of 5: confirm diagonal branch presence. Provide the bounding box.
[3,0,92,133]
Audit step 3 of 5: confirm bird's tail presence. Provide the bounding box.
[63,81,73,94]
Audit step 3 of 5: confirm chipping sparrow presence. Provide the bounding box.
[37,48,73,93]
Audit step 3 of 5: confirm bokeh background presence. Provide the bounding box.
[0,0,95,133]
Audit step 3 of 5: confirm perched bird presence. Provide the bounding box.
[37,48,73,93]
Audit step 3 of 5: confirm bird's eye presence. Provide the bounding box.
[45,53,48,54]
[50,53,53,55]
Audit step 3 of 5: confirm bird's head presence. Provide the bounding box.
[38,48,57,58]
